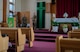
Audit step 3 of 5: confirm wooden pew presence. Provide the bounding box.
[0,28,26,52]
[68,30,80,39]
[21,27,34,47]
[56,35,80,52]
[71,29,80,32]
[0,30,9,52]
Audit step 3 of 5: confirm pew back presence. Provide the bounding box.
[21,27,34,41]
[0,28,18,42]
[21,27,34,47]
[56,35,80,52]
[0,28,26,52]
[68,31,80,39]
[0,30,9,52]
[21,28,30,40]
[72,29,80,32]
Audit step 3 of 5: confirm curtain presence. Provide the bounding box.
[56,0,65,18]
[56,0,79,18]
[78,0,80,12]
[72,0,78,17]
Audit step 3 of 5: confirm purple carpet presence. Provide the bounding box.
[8,33,66,52]
[24,41,56,52]
[35,33,67,42]
[35,33,67,37]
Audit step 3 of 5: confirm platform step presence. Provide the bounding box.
[35,33,67,42]
[35,37,55,42]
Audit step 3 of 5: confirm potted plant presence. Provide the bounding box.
[72,23,78,30]
[62,24,68,33]
[52,22,59,32]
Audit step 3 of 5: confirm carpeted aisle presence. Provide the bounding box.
[24,41,56,52]
[24,33,67,52]
[8,32,67,52]
[35,33,67,42]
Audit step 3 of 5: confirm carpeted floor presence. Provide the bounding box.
[24,33,67,52]
[8,33,67,52]
[24,41,56,52]
[35,33,67,37]
[35,33,67,42]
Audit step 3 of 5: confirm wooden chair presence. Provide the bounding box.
[0,28,26,52]
[21,27,34,47]
[56,35,80,52]
[0,30,9,52]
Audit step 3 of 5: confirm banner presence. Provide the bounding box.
[7,17,14,27]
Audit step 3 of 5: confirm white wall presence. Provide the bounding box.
[21,0,27,11]
[18,0,51,18]
[15,0,21,12]
[45,13,51,29]
[29,0,36,18]
[37,0,51,3]
[0,0,3,22]
[21,0,36,18]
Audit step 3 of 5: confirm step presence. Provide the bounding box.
[35,37,55,42]
[34,30,68,34]
[35,33,67,38]
[34,29,49,31]
[34,29,50,33]
[35,35,56,38]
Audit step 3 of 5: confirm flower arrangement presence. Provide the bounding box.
[62,24,68,28]
[62,24,68,33]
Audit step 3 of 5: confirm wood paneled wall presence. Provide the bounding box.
[51,4,56,13]
[17,11,30,26]
[46,3,51,13]
[17,11,30,23]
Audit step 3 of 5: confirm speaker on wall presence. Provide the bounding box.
[52,0,55,4]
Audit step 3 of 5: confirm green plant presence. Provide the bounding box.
[72,23,79,26]
[63,24,68,28]
[52,22,59,26]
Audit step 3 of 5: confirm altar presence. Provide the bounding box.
[52,18,79,33]
[53,18,79,23]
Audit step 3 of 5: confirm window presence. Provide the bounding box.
[9,0,13,3]
[9,0,15,17]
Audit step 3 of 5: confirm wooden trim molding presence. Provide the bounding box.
[46,3,51,13]
[3,0,7,23]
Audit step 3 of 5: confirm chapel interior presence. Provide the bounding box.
[0,0,80,52]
